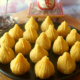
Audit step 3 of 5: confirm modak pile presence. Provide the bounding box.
[0,16,80,79]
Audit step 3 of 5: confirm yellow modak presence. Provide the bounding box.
[0,33,15,48]
[53,36,69,55]
[10,53,30,75]
[0,46,15,64]
[66,29,80,46]
[45,25,58,42]
[30,44,48,63]
[41,16,54,31]
[57,21,71,38]
[57,52,76,74]
[36,32,51,50]
[15,38,31,55]
[9,24,23,40]
[23,27,38,43]
[35,56,55,79]
[25,16,38,31]
[70,41,80,62]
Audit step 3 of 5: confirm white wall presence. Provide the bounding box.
[62,0,80,5]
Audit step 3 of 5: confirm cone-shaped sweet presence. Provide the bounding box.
[10,53,30,75]
[0,46,15,64]
[9,24,23,40]
[25,16,38,31]
[15,38,31,55]
[35,56,55,79]
[57,21,71,38]
[66,29,80,46]
[23,27,38,43]
[41,16,54,31]
[30,44,48,63]
[53,36,69,55]
[45,25,58,42]
[70,41,80,62]
[0,33,15,48]
[36,32,51,50]
[57,52,76,74]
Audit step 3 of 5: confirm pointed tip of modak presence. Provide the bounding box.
[14,24,20,28]
[40,32,47,38]
[46,16,51,19]
[41,56,49,62]
[63,52,70,57]
[57,36,63,40]
[45,16,52,21]
[71,29,77,33]
[63,21,68,24]
[29,16,35,22]
[16,53,25,61]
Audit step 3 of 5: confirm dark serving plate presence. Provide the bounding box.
[0,22,80,80]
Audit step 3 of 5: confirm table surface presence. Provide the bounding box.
[0,10,80,80]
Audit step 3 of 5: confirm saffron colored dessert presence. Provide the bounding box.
[15,38,31,55]
[9,24,23,40]
[10,53,30,75]
[35,56,55,79]
[36,32,51,50]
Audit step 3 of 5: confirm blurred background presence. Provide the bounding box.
[0,0,80,20]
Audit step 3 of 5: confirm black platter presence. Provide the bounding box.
[0,22,80,80]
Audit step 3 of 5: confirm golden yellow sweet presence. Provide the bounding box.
[30,44,48,63]
[57,21,71,38]
[10,53,30,75]
[15,38,31,55]
[9,24,23,40]
[35,56,55,79]
[57,52,76,74]
[36,32,51,50]
[0,33,15,48]
[0,46,15,64]
[23,27,38,43]
[70,41,80,62]
[45,25,58,42]
[25,16,38,31]
[53,36,69,55]
[41,16,54,31]
[66,29,80,46]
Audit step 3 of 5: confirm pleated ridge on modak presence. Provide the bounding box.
[57,21,71,38]
[0,46,15,64]
[70,41,80,62]
[25,16,39,31]
[41,16,54,32]
[57,52,76,74]
[9,24,23,40]
[35,56,55,79]
[15,38,31,55]
[30,44,48,63]
[53,36,69,55]
[36,32,51,50]
[45,24,58,42]
[10,53,30,75]
[66,29,80,46]
[0,32,15,48]
[23,27,38,43]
